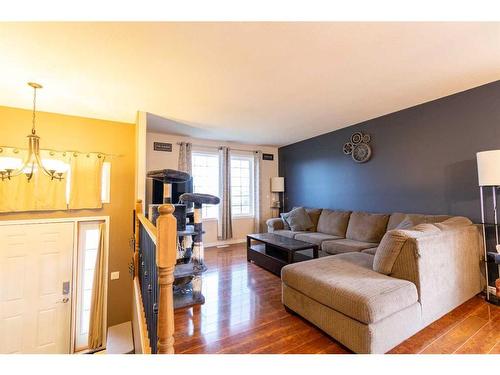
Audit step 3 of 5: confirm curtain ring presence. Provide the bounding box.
[13,149,19,154]
[86,153,90,158]
[73,152,78,157]
[97,154,102,158]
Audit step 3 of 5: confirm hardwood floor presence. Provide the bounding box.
[173,243,500,354]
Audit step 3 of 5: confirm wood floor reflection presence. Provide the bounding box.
[173,243,500,354]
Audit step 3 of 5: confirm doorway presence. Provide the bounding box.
[0,217,109,354]
[0,222,74,353]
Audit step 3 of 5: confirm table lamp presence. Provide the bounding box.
[271,177,285,213]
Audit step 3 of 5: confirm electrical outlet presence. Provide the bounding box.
[110,271,120,280]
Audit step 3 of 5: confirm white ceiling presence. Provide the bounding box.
[1,22,499,146]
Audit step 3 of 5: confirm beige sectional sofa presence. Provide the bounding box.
[266,209,483,353]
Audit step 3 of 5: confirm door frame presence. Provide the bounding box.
[0,216,110,354]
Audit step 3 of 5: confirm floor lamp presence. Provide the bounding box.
[271,177,285,214]
[477,150,500,303]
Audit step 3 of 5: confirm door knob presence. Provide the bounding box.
[58,297,70,304]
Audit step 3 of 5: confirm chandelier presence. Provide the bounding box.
[0,83,69,182]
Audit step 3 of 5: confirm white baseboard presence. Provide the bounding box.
[205,238,246,248]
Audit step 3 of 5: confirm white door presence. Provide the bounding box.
[0,222,74,354]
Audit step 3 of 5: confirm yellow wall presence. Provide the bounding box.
[0,105,135,327]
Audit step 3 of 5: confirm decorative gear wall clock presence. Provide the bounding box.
[343,131,372,163]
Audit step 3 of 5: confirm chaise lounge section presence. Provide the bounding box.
[266,209,483,353]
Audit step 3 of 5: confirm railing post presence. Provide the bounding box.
[156,204,177,354]
[134,199,142,278]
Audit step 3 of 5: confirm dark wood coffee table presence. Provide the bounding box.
[246,233,319,276]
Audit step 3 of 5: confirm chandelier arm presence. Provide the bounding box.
[34,148,59,180]
[3,141,35,179]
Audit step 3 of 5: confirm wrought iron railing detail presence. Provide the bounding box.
[138,223,159,353]
[133,201,177,354]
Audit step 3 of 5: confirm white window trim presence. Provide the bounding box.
[230,154,255,218]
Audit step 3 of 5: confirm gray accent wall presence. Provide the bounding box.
[279,80,500,223]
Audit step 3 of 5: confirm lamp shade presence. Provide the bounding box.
[271,177,285,192]
[477,150,500,186]
[0,157,22,171]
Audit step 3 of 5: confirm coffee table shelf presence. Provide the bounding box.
[247,233,318,276]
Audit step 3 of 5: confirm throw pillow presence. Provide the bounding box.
[291,206,322,232]
[280,212,291,230]
[395,216,416,230]
[285,207,314,231]
[373,230,409,275]
[305,208,323,232]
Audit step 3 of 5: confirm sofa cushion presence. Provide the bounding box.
[273,229,309,239]
[283,207,314,231]
[332,252,375,269]
[387,212,451,231]
[387,213,425,231]
[316,209,351,236]
[425,214,452,224]
[434,216,472,230]
[294,232,343,246]
[361,247,378,255]
[305,208,322,232]
[373,230,410,275]
[281,256,419,324]
[346,211,390,243]
[322,238,378,254]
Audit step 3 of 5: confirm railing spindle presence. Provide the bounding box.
[156,204,177,354]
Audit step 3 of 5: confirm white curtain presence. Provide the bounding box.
[69,153,105,209]
[178,142,192,174]
[253,151,262,233]
[0,148,69,212]
[218,146,233,240]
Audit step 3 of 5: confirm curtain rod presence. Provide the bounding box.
[0,145,122,158]
[176,142,263,154]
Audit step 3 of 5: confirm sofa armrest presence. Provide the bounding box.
[266,218,284,232]
[390,224,482,325]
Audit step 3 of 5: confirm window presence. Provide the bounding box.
[101,162,111,203]
[231,155,254,216]
[191,151,255,219]
[192,152,219,219]
[75,221,103,351]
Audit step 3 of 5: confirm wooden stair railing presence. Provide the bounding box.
[132,199,177,354]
